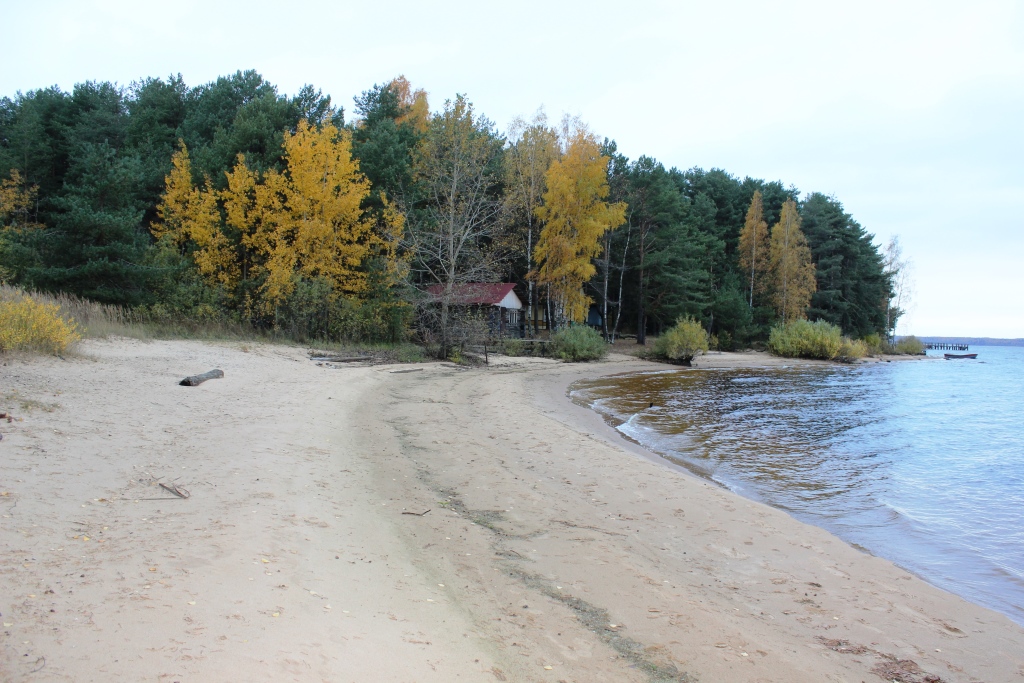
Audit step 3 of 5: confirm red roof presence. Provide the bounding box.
[424,283,518,306]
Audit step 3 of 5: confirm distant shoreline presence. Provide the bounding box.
[908,336,1024,347]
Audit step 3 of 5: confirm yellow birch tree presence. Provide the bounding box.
[253,120,375,311]
[152,144,237,288]
[503,110,559,335]
[221,154,263,291]
[0,170,42,233]
[769,199,816,324]
[737,190,770,308]
[533,125,626,326]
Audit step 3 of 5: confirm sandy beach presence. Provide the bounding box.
[2,339,1022,682]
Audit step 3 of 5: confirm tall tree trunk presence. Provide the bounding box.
[636,224,647,346]
[600,231,611,340]
[611,224,631,343]
[527,223,535,338]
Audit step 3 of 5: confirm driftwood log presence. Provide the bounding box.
[310,356,368,363]
[179,369,224,386]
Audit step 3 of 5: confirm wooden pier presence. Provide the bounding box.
[925,343,969,351]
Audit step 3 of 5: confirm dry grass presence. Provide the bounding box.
[0,287,82,354]
[0,284,147,342]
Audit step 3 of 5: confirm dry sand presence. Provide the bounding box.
[1,340,1021,682]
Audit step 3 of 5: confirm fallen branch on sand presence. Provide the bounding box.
[158,483,191,499]
[179,369,224,386]
[310,356,368,363]
[401,509,431,516]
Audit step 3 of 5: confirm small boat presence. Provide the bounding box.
[944,353,977,360]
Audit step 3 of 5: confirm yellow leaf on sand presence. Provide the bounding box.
[188,601,196,605]
[148,567,157,572]
[82,536,89,541]
[261,558,269,563]
[272,612,279,617]
[544,665,553,670]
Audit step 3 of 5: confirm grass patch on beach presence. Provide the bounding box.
[307,339,427,364]
[0,285,429,362]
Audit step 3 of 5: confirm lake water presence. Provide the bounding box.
[569,347,1024,625]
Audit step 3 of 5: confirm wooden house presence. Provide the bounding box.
[425,283,524,337]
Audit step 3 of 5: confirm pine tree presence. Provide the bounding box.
[769,199,816,324]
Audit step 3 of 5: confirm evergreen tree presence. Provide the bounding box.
[800,193,888,337]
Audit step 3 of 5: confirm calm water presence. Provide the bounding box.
[569,347,1024,625]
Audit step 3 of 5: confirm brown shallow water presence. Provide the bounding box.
[569,349,1024,625]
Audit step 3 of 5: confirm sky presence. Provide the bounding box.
[2,0,1022,337]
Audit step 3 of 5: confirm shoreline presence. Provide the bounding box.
[562,353,1024,630]
[2,340,1022,682]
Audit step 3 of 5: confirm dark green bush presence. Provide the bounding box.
[550,325,607,362]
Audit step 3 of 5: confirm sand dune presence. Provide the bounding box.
[1,339,1021,682]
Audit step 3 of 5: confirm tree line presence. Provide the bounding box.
[0,70,907,351]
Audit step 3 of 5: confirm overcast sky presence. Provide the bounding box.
[3,0,1022,337]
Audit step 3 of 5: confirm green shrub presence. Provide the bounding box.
[395,344,426,363]
[550,325,607,362]
[893,335,925,355]
[837,338,868,361]
[654,317,709,364]
[767,319,843,360]
[862,332,883,355]
[500,338,528,356]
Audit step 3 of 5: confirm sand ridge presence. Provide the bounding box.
[1,340,1021,682]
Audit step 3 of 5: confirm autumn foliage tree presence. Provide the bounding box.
[503,110,559,335]
[153,144,235,288]
[0,171,43,283]
[737,190,770,308]
[533,124,626,328]
[769,199,816,324]
[152,120,398,329]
